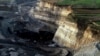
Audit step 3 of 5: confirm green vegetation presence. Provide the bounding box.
[57,0,100,8]
[94,21,100,25]
[76,14,100,16]
[57,0,100,30]
[91,25,100,30]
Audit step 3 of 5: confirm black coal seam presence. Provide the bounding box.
[0,39,73,50]
[0,39,73,56]
[0,16,4,20]
[0,39,64,49]
[0,39,39,51]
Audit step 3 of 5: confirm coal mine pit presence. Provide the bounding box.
[0,16,4,20]
[6,20,55,44]
[13,29,54,43]
[0,13,74,56]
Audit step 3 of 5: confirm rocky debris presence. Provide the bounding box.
[0,31,6,39]
[96,42,100,51]
[0,38,70,56]
[53,24,78,50]
[35,46,69,56]
[0,46,30,56]
[74,42,100,56]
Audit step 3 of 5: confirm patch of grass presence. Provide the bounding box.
[76,14,100,16]
[91,25,100,30]
[57,0,100,8]
[94,21,100,25]
[90,21,100,30]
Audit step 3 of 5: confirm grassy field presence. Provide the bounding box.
[57,0,100,29]
[95,21,100,25]
[57,0,100,8]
